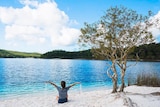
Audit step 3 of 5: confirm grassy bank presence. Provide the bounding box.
[128,72,160,87]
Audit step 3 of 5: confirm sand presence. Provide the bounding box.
[0,85,160,107]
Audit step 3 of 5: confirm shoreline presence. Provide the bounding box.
[0,85,160,107]
[0,85,111,99]
[1,57,160,62]
[0,83,112,99]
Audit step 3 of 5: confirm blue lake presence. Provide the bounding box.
[0,58,160,98]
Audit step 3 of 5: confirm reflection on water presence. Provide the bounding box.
[0,58,160,97]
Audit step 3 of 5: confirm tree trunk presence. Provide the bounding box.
[120,72,125,92]
[119,59,127,92]
[111,60,118,93]
[112,74,118,93]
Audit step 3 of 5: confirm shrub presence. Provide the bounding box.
[136,72,160,87]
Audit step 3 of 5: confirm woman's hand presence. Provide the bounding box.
[75,82,81,84]
[45,81,51,83]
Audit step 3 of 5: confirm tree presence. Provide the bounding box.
[79,6,155,93]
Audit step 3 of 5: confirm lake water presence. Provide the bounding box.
[0,58,160,98]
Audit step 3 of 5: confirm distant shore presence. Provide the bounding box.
[1,43,160,60]
[0,85,160,107]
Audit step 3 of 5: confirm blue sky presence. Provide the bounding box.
[0,0,160,53]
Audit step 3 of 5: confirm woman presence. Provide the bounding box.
[46,81,80,103]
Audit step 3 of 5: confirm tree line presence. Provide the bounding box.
[130,43,160,61]
[0,43,160,60]
[41,50,92,59]
[41,43,160,60]
[0,43,159,59]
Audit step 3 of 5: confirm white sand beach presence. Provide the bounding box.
[0,85,160,107]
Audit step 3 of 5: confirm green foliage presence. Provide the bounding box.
[0,49,41,58]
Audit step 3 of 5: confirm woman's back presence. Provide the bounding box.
[56,86,70,99]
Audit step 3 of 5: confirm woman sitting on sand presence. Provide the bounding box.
[46,81,80,103]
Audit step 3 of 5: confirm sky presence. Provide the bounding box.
[0,0,160,53]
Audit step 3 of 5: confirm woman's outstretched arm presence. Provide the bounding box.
[46,81,58,88]
[69,82,80,88]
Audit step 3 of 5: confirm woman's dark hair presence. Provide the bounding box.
[61,81,66,89]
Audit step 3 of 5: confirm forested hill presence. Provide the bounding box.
[0,49,41,58]
[42,43,160,60]
[41,50,93,59]
[0,43,160,60]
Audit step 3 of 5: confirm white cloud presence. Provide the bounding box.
[51,27,80,46]
[149,11,160,42]
[19,0,39,7]
[0,0,81,52]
